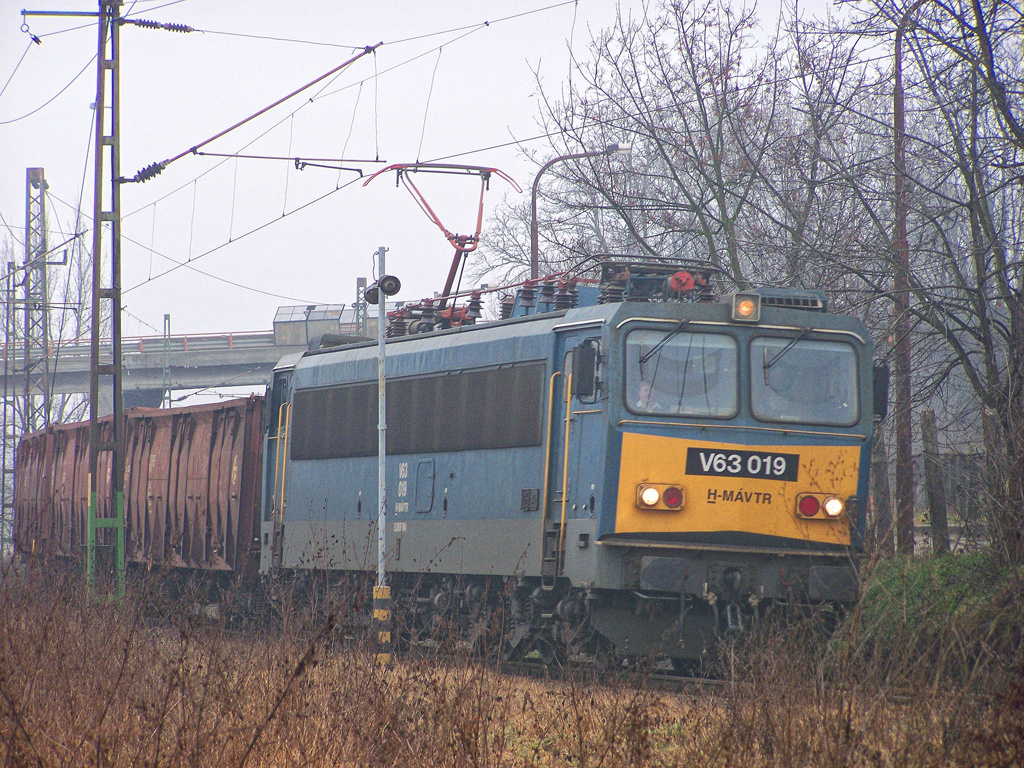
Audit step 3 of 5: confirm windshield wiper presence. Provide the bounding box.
[762,327,814,384]
[639,319,690,365]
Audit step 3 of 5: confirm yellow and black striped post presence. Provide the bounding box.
[372,584,392,666]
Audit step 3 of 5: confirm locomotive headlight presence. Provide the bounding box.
[823,496,845,518]
[636,483,686,510]
[796,493,845,520]
[639,486,661,507]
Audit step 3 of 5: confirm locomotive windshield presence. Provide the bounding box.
[751,337,859,426]
[625,330,738,418]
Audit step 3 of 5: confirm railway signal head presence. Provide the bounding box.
[366,274,401,305]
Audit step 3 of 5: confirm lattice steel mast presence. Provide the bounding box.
[23,168,52,434]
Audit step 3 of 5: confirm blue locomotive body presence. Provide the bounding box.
[260,267,877,663]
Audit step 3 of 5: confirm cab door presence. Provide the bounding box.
[541,332,603,585]
[260,359,298,574]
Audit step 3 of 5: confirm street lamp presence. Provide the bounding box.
[530,142,631,279]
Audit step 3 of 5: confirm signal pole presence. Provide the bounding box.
[368,248,400,665]
[374,246,390,665]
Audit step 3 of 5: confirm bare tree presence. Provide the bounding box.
[481,0,1024,562]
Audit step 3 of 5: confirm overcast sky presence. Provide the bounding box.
[1,0,826,341]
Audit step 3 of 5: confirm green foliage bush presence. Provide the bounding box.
[840,552,1024,685]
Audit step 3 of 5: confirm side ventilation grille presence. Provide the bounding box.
[753,288,828,312]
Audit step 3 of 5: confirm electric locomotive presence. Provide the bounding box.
[262,261,881,663]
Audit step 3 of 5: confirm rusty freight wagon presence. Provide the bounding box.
[13,396,265,580]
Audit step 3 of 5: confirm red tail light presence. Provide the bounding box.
[663,486,684,509]
[798,495,820,517]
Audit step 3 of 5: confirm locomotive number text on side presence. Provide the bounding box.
[685,447,799,482]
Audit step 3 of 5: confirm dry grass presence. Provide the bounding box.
[1,562,1021,768]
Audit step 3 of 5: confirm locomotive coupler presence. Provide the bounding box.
[724,601,743,634]
[721,568,745,634]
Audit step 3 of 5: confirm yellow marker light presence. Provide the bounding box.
[639,486,661,507]
[823,496,845,518]
[731,292,761,322]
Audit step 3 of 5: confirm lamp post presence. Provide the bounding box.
[529,143,631,279]
[893,0,927,556]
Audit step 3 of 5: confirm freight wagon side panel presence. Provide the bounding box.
[125,417,149,562]
[53,424,85,558]
[146,414,173,564]
[13,430,50,557]
[12,397,264,576]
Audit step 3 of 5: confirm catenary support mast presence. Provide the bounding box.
[87,0,125,596]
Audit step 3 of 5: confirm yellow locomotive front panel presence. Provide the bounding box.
[616,433,861,547]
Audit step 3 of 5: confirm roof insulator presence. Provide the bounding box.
[132,162,166,183]
[128,19,193,33]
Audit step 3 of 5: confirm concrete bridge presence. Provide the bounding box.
[2,331,305,409]
[1,304,369,409]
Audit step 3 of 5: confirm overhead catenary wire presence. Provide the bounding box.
[118,0,587,222]
[123,307,161,334]
[7,0,929,310]
[0,41,35,102]
[0,208,24,247]
[147,203,157,280]
[172,366,265,403]
[191,152,382,164]
[124,0,189,15]
[416,47,444,163]
[338,81,365,186]
[282,115,295,215]
[193,28,364,50]
[128,43,382,183]
[42,189,332,306]
[120,176,368,296]
[0,53,96,125]
[385,0,583,46]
